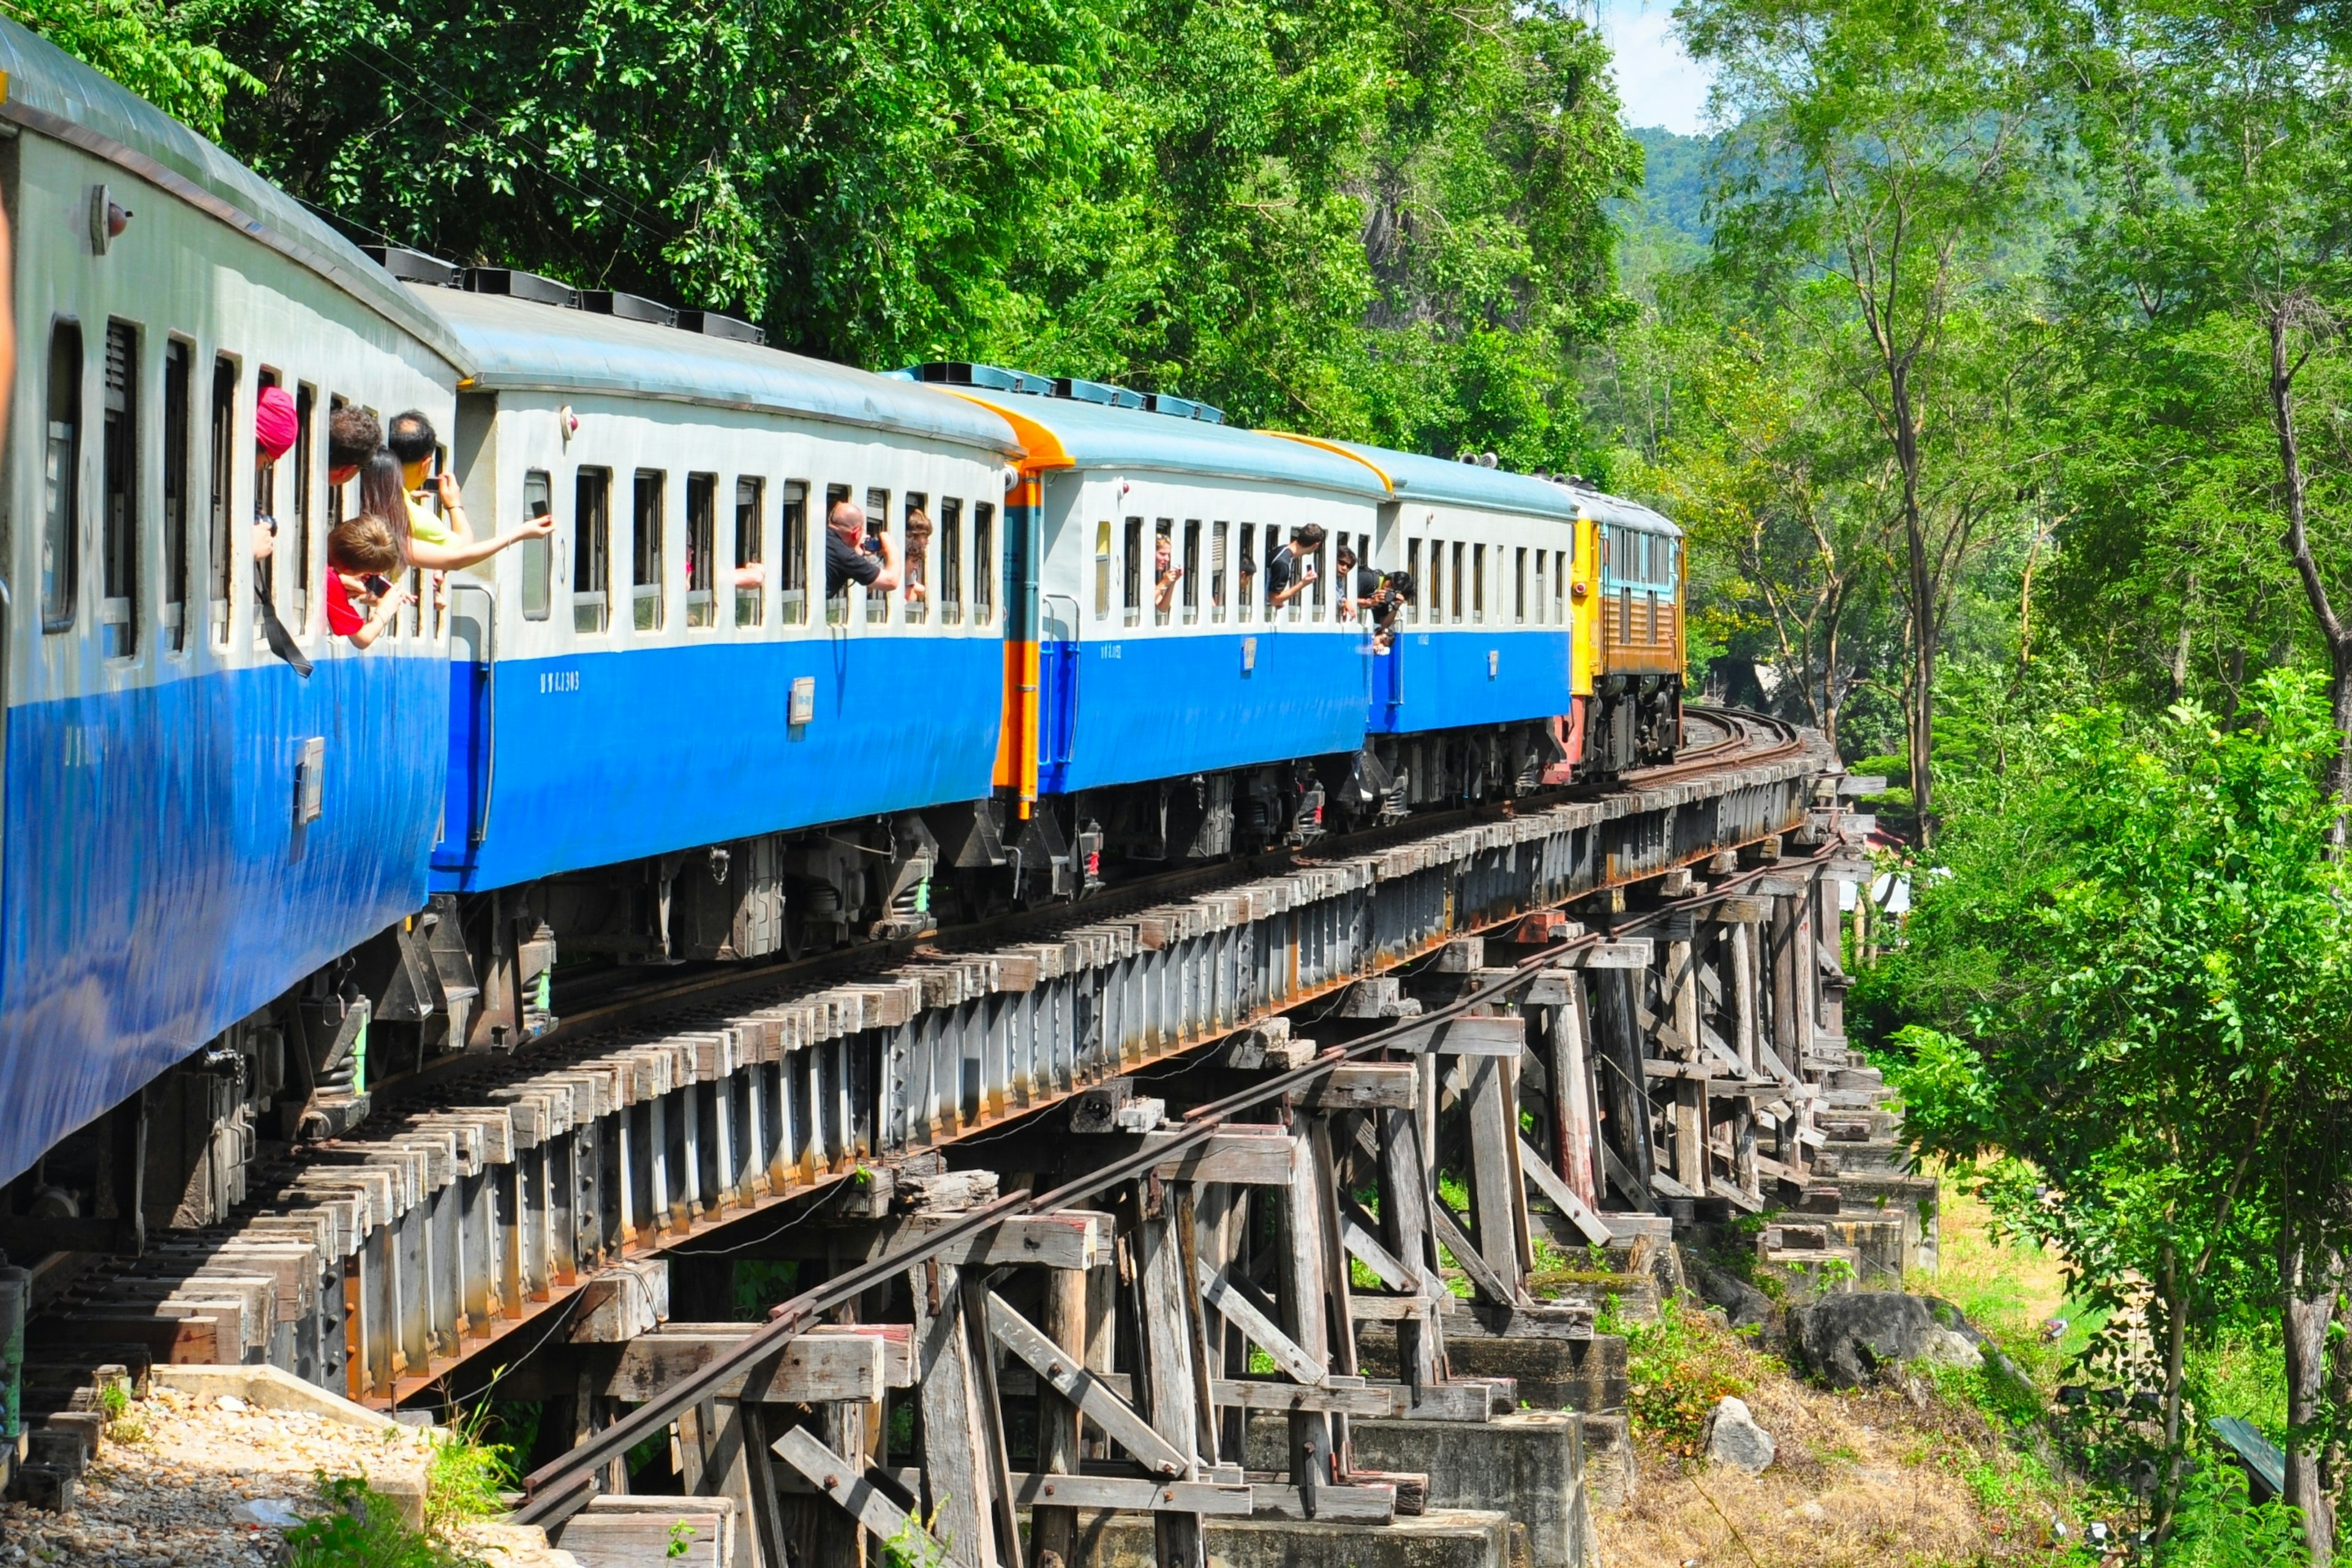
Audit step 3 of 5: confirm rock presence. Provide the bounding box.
[1705,1396,1776,1474]
[1796,1500,1826,1522]
[1787,1292,1956,1387]
[1688,1256,1777,1332]
[214,1395,247,1414]
[230,1499,303,1528]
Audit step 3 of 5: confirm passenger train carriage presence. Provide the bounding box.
[0,21,466,1205]
[0,19,1685,1243]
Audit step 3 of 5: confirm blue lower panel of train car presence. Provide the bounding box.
[1039,627,1370,796]
[0,654,447,1184]
[1372,627,1575,736]
[434,636,1004,891]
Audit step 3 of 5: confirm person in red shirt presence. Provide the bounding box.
[324,457,418,649]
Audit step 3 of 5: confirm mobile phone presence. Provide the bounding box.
[363,573,393,598]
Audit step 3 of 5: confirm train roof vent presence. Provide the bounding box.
[900,362,1056,396]
[1052,377,1146,410]
[465,268,581,309]
[581,290,679,328]
[676,309,765,345]
[1143,391,1224,424]
[364,245,462,287]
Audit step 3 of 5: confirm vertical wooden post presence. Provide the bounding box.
[1304,1115,1361,1475]
[1378,1105,1446,1398]
[1548,981,1599,1209]
[1462,1051,1528,1294]
[1130,1182,1206,1568]
[1031,1265,1087,1567]
[1591,968,1657,1210]
[910,1258,1001,1568]
[1277,1129,1336,1498]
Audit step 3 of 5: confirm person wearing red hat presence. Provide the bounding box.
[251,385,311,675]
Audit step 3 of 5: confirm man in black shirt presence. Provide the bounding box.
[1264,522,1326,610]
[1335,544,1379,617]
[824,499,900,597]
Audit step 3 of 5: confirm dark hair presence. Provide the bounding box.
[356,452,413,568]
[905,508,934,541]
[386,409,437,466]
[1295,523,1327,549]
[1336,546,1357,566]
[328,404,382,469]
[1381,569,1415,603]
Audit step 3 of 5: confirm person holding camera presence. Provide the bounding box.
[1154,531,1183,614]
[1264,522,1326,610]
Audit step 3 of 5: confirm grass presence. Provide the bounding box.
[284,1401,518,1568]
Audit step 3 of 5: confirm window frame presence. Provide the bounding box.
[519,469,554,622]
[99,320,138,657]
[573,466,612,636]
[631,467,666,633]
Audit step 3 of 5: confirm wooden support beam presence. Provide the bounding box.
[1427,1199,1518,1307]
[770,1427,968,1568]
[1275,1131,1336,1495]
[1303,1063,1419,1112]
[1336,1204,1417,1294]
[986,1291,1190,1477]
[1461,1055,1529,1294]
[1031,1265,1088,1568]
[1389,1015,1526,1058]
[1516,1137,1612,1246]
[607,1326,900,1403]
[1195,1261,1323,1387]
[1248,1483,1396,1522]
[1374,1107,1445,1398]
[1555,941,1653,969]
[1129,1190,1208,1568]
[1140,1129,1294,1185]
[1011,1474,1254,1515]
[910,1260,1001,1568]
[1210,1379,1396,1416]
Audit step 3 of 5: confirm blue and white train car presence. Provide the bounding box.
[408,281,1022,1023]
[938,371,1390,870]
[0,21,467,1202]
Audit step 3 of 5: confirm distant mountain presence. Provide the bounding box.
[1621,126,1716,252]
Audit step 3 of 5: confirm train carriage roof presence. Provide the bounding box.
[424,287,1022,453]
[1279,435,1682,537]
[948,386,1390,500]
[0,20,473,372]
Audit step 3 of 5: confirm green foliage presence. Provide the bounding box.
[425,1403,518,1537]
[284,1474,460,1568]
[96,1381,129,1422]
[2163,1460,2311,1568]
[10,0,260,136]
[666,1520,698,1560]
[1600,1295,1758,1455]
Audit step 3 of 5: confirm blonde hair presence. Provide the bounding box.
[905,508,934,542]
[328,513,405,575]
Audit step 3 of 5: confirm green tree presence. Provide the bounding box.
[1867,671,2352,1546]
[8,0,258,135]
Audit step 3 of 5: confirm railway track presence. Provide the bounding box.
[20,707,1836,1420]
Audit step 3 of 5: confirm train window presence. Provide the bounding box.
[633,470,665,631]
[1451,541,1466,622]
[864,486,891,623]
[290,385,315,628]
[575,467,611,635]
[520,470,553,620]
[734,478,764,629]
[1122,516,1144,627]
[685,472,717,629]
[1181,519,1200,622]
[1515,547,1527,625]
[1093,521,1112,620]
[1470,543,1485,624]
[252,370,284,648]
[100,322,138,657]
[1152,518,1173,626]
[973,501,994,622]
[779,481,809,625]
[1532,548,1544,625]
[1554,549,1566,622]
[938,498,962,624]
[163,341,190,651]
[40,323,84,633]
[1238,524,1256,620]
[1405,538,1422,624]
[207,355,236,644]
[825,484,853,623]
[1426,539,1441,625]
[1309,529,1326,618]
[902,492,929,624]
[1211,521,1228,620]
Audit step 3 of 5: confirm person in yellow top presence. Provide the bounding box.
[385,409,551,568]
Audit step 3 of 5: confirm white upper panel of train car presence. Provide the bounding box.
[1553,479,1681,538]
[0,19,469,371]
[422,287,1019,453]
[954,388,1391,497]
[1294,438,1587,523]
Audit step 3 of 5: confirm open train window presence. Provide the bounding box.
[1452,542,1467,622]
[1152,518,1174,626]
[826,484,853,623]
[162,341,190,651]
[1093,521,1112,621]
[1532,548,1544,625]
[1122,516,1143,627]
[100,322,138,657]
[1471,544,1485,624]
[1211,521,1228,620]
[1515,547,1527,625]
[903,492,929,624]
[632,470,665,631]
[520,470,552,620]
[779,481,808,625]
[938,498,962,624]
[734,478,764,629]
[1426,540,1442,625]
[864,486,890,623]
[1406,538,1422,623]
[1554,549,1567,621]
[290,385,315,628]
[1238,523,1256,620]
[973,501,994,623]
[685,472,717,628]
[574,467,611,635]
[207,355,236,644]
[1181,519,1200,622]
[40,322,83,633]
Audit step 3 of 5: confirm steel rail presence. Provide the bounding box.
[513,828,1852,1528]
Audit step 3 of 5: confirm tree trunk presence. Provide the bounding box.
[1891,360,1935,846]
[2283,1226,2343,1565]
[2150,1246,2189,1546]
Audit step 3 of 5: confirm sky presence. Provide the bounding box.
[1596,0,1715,135]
